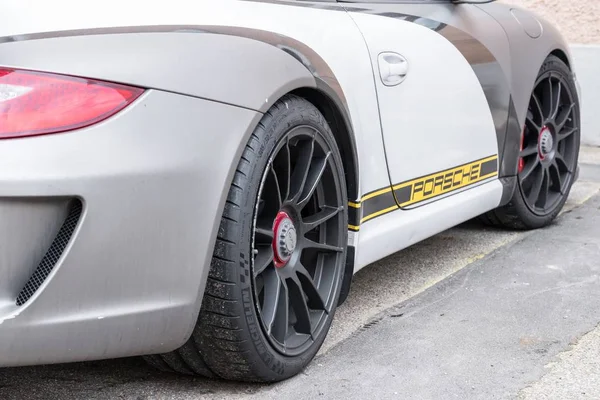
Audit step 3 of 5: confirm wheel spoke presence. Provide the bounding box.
[526,114,541,133]
[298,152,331,209]
[556,103,575,131]
[539,170,551,207]
[303,238,343,254]
[288,138,315,202]
[520,144,538,158]
[555,152,572,173]
[253,245,274,277]
[557,126,577,142]
[302,206,342,232]
[521,158,540,182]
[255,226,274,245]
[549,161,563,193]
[531,93,544,124]
[542,77,553,119]
[274,139,292,202]
[258,185,280,221]
[262,271,289,343]
[527,166,545,204]
[551,80,562,120]
[288,276,312,335]
[269,164,282,208]
[296,263,326,311]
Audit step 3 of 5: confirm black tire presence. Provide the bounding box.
[144,95,348,382]
[481,55,580,230]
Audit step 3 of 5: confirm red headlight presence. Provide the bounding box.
[0,67,144,139]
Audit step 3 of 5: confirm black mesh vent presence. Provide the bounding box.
[16,199,83,306]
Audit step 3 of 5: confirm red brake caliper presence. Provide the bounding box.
[518,129,525,173]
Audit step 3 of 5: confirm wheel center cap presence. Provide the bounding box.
[539,127,553,159]
[272,211,296,268]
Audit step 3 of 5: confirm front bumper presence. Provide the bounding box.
[0,90,260,367]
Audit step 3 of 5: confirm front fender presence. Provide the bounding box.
[478,3,575,178]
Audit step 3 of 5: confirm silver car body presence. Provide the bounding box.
[0,0,576,366]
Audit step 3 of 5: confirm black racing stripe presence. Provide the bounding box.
[350,156,498,229]
[394,185,412,205]
[348,205,361,229]
[362,191,397,221]
[480,159,498,177]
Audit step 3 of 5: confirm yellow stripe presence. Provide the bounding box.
[360,205,398,223]
[392,155,498,191]
[477,171,498,181]
[479,154,499,163]
[347,155,499,229]
[395,156,498,207]
[361,186,393,202]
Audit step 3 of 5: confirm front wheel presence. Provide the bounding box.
[145,95,348,382]
[481,55,580,229]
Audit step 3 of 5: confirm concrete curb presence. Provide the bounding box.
[571,44,600,147]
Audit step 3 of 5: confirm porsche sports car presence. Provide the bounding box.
[0,0,580,383]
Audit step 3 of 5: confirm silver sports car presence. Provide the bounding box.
[0,0,580,382]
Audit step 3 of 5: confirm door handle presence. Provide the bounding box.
[378,52,409,86]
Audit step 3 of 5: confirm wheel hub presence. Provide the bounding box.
[272,211,297,268]
[538,126,553,160]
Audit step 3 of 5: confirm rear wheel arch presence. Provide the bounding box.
[550,49,571,70]
[290,87,359,202]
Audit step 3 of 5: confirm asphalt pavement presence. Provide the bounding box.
[1,148,600,400]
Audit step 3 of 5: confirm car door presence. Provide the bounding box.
[341,1,512,209]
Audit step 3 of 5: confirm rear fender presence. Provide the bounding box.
[0,29,315,112]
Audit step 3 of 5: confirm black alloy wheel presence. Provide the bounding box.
[480,55,580,230]
[519,68,579,216]
[252,126,345,356]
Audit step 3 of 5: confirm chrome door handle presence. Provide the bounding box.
[378,52,409,86]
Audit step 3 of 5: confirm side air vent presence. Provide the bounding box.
[16,199,83,306]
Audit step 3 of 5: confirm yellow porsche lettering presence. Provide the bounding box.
[400,156,497,207]
[470,164,481,180]
[453,169,463,186]
[423,178,434,196]
[443,172,453,190]
[350,155,498,230]
[413,181,424,198]
[434,175,444,192]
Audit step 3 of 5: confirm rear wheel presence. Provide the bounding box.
[144,95,348,382]
[481,55,580,229]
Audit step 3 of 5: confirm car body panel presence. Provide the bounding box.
[0,0,388,201]
[0,0,578,367]
[0,90,261,365]
[347,9,500,199]
[355,178,502,271]
[476,2,576,178]
[0,31,315,114]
